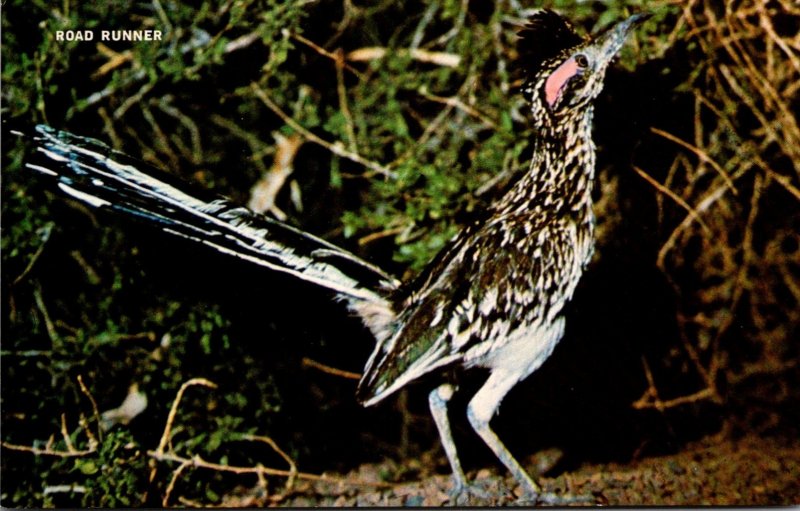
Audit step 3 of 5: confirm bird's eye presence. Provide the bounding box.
[575,54,589,68]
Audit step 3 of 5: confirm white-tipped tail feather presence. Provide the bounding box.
[25,125,399,340]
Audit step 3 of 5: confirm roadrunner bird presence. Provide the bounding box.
[21,9,646,503]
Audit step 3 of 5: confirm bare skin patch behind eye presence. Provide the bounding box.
[545,57,580,107]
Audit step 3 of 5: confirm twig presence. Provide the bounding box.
[43,484,87,495]
[92,44,133,79]
[240,434,297,489]
[417,86,496,129]
[139,103,180,170]
[632,165,710,232]
[163,459,193,507]
[357,226,405,246]
[251,83,394,178]
[650,127,736,193]
[288,31,367,80]
[429,0,468,47]
[155,378,217,456]
[301,357,361,380]
[78,414,99,452]
[633,386,719,411]
[335,48,358,152]
[224,31,261,54]
[149,378,217,488]
[77,375,102,443]
[0,350,52,357]
[60,414,75,452]
[750,151,800,202]
[32,286,59,344]
[693,88,800,201]
[113,80,155,120]
[346,47,461,68]
[152,96,204,164]
[1,377,103,458]
[147,376,394,504]
[410,2,438,50]
[148,450,394,488]
[69,250,101,285]
[632,357,720,411]
[98,106,124,150]
[12,222,53,286]
[728,359,798,386]
[656,175,743,271]
[2,411,99,458]
[1,441,95,458]
[389,75,476,169]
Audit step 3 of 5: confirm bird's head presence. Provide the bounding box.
[518,10,648,129]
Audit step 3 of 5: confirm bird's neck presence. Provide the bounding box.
[494,107,596,220]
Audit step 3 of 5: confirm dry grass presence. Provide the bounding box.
[634,0,800,411]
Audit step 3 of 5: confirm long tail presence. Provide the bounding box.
[22,125,399,338]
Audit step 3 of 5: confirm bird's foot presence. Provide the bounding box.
[449,486,491,506]
[448,478,513,506]
[516,489,595,506]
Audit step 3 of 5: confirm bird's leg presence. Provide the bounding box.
[466,370,541,496]
[428,383,468,495]
[466,370,594,505]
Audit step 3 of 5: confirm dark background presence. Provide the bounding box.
[2,0,798,506]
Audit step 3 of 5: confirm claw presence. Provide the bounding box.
[517,490,595,506]
[448,482,499,506]
[446,476,518,506]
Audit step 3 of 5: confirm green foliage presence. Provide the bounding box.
[76,429,148,507]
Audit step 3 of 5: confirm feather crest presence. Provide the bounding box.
[516,9,585,80]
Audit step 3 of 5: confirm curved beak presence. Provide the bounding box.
[592,12,650,66]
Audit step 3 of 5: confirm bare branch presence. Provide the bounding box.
[251,83,394,178]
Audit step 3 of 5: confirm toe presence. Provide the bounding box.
[517,490,595,506]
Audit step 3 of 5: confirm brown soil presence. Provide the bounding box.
[233,432,800,507]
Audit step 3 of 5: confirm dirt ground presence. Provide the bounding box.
[221,431,800,507]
